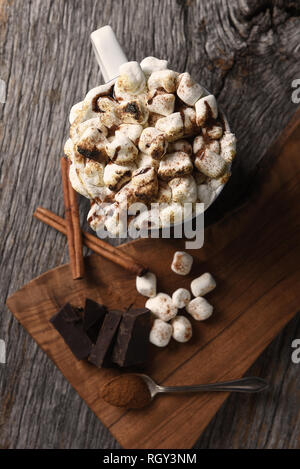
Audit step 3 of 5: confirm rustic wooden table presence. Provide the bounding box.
[0,0,299,449]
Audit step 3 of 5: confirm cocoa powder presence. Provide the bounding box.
[100,374,151,409]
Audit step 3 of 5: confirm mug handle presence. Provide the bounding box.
[90,26,128,82]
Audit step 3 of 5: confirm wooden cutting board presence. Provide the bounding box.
[6,110,300,449]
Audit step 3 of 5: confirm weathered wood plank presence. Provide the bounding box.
[0,0,300,448]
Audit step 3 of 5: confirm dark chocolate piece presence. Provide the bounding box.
[50,303,92,360]
[112,308,151,367]
[88,310,123,368]
[83,299,107,343]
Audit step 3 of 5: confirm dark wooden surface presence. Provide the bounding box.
[0,0,299,449]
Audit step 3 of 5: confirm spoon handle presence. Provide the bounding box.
[159,377,269,394]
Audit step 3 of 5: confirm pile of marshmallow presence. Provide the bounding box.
[136,251,216,347]
[65,57,236,235]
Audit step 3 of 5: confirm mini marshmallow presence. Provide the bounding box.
[131,166,158,202]
[195,150,227,178]
[115,61,146,96]
[148,70,178,93]
[70,117,108,143]
[186,297,213,321]
[146,90,175,116]
[168,139,192,156]
[133,207,161,231]
[191,273,216,297]
[169,175,197,203]
[148,112,165,127]
[115,124,143,146]
[155,181,172,203]
[171,316,193,343]
[99,108,122,130]
[136,272,157,298]
[172,288,191,309]
[140,56,168,76]
[182,107,197,135]
[202,125,223,140]
[221,131,237,163]
[149,319,172,347]
[193,135,220,155]
[104,208,127,237]
[197,184,215,208]
[156,113,184,141]
[103,163,132,191]
[87,202,106,231]
[119,99,149,125]
[195,95,218,126]
[138,127,167,159]
[106,133,138,166]
[177,73,204,106]
[96,96,118,113]
[136,152,159,171]
[146,293,178,322]
[159,203,184,227]
[76,127,108,163]
[69,163,90,198]
[158,151,193,180]
[171,251,193,276]
[209,171,231,190]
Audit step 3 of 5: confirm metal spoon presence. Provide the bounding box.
[138,374,269,400]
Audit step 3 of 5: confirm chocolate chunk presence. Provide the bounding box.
[50,303,92,360]
[89,310,123,368]
[83,299,107,343]
[112,308,151,367]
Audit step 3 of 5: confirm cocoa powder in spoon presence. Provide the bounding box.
[100,374,151,409]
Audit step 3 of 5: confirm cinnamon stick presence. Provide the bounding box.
[60,157,85,279]
[34,206,148,277]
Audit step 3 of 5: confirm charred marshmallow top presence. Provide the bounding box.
[65,58,236,235]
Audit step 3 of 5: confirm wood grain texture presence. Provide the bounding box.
[0,0,300,449]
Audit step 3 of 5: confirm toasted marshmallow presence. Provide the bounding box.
[148,69,178,93]
[148,112,164,127]
[191,273,216,297]
[146,293,178,321]
[177,73,204,106]
[168,139,192,156]
[172,288,191,309]
[115,183,138,208]
[104,207,127,237]
[195,150,227,178]
[131,166,158,202]
[193,135,220,155]
[197,184,214,207]
[103,163,132,191]
[115,124,143,145]
[119,99,149,125]
[169,175,197,203]
[159,203,184,227]
[136,152,159,170]
[70,117,107,143]
[146,90,175,116]
[209,171,231,190]
[155,181,172,203]
[155,113,184,141]
[171,316,193,343]
[195,95,218,126]
[133,207,161,231]
[69,163,90,198]
[114,61,146,99]
[76,127,108,163]
[136,272,157,298]
[182,107,197,136]
[95,96,118,113]
[138,127,167,159]
[106,133,138,165]
[149,319,172,347]
[202,125,223,140]
[158,151,193,180]
[221,131,237,163]
[87,202,106,231]
[171,251,193,276]
[64,138,75,160]
[99,108,122,130]
[140,56,168,76]
[186,297,213,321]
